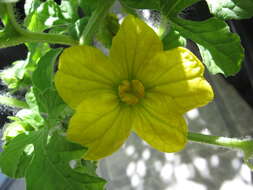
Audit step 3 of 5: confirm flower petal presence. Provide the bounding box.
[110,15,163,80]
[139,47,214,113]
[55,45,117,109]
[67,93,133,160]
[133,103,187,153]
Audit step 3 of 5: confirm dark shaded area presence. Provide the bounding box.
[181,0,212,21]
[0,45,27,68]
[0,45,27,128]
[228,19,253,108]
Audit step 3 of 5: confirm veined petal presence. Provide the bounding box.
[133,103,187,153]
[67,94,133,160]
[139,47,214,113]
[110,15,163,80]
[55,45,117,109]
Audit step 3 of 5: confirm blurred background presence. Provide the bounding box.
[1,0,253,189]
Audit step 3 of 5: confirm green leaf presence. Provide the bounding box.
[79,0,99,16]
[60,0,79,21]
[32,48,66,123]
[32,48,62,90]
[120,0,160,9]
[0,131,40,178]
[26,42,50,66]
[162,27,186,50]
[0,3,7,19]
[68,17,89,40]
[160,0,200,16]
[96,14,119,48]
[25,0,66,32]
[0,60,30,90]
[25,129,106,190]
[0,129,106,189]
[171,17,243,76]
[0,0,20,3]
[24,0,41,16]
[0,95,28,109]
[205,0,253,20]
[33,87,66,121]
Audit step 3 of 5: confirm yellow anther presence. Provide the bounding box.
[118,80,145,105]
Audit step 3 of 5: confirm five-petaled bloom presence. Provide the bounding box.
[55,15,214,160]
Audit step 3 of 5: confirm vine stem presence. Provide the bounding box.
[0,4,78,48]
[158,14,170,39]
[188,132,253,152]
[79,0,116,45]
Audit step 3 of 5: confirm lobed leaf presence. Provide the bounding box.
[0,131,40,178]
[160,0,200,17]
[0,129,106,190]
[205,0,253,20]
[120,0,160,9]
[171,17,243,76]
[162,27,186,50]
[32,48,66,123]
[25,130,105,190]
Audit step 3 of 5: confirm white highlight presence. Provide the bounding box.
[131,174,140,187]
[126,162,136,177]
[168,180,207,190]
[232,158,241,169]
[221,178,252,190]
[210,155,219,167]
[200,128,211,135]
[142,149,151,160]
[193,157,210,178]
[136,160,146,177]
[175,164,194,179]
[154,161,162,172]
[186,109,199,120]
[142,10,151,19]
[125,145,135,156]
[160,163,173,181]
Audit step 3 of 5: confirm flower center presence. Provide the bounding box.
[118,80,145,105]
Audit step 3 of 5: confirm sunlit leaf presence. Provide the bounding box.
[205,0,253,19]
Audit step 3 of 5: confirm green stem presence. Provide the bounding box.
[0,31,78,48]
[158,14,170,39]
[188,132,253,151]
[0,4,78,48]
[79,0,115,45]
[0,95,29,109]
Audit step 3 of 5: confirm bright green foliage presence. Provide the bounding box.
[79,0,99,16]
[171,17,243,76]
[0,131,40,178]
[120,0,160,9]
[25,130,105,190]
[96,14,119,47]
[160,0,200,16]
[0,129,106,190]
[25,0,66,32]
[68,17,89,40]
[164,0,244,76]
[0,0,20,2]
[205,0,253,19]
[0,60,28,90]
[60,0,79,21]
[32,48,66,124]
[162,28,186,50]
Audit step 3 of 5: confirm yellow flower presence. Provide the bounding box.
[55,15,214,160]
